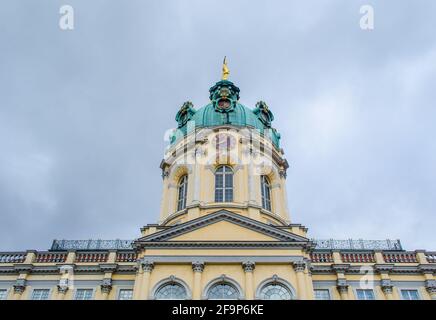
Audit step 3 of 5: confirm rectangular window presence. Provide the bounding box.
[314,289,330,300]
[356,289,375,300]
[401,289,420,300]
[118,289,133,300]
[31,289,50,300]
[74,289,93,300]
[0,289,8,300]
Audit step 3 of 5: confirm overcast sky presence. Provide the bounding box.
[1,1,435,251]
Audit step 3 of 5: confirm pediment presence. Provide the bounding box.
[138,210,308,243]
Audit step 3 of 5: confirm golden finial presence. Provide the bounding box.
[221,56,230,80]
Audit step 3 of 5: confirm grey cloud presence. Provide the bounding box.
[0,0,435,250]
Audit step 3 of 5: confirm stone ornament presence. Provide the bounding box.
[292,261,306,272]
[242,261,255,272]
[192,261,205,273]
[101,278,113,294]
[141,261,154,272]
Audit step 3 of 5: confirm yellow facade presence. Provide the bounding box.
[0,77,435,301]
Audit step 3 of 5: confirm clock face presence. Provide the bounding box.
[218,99,231,110]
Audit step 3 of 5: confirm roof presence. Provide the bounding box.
[170,80,281,148]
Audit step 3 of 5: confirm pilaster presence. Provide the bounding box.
[336,279,349,300]
[192,261,205,300]
[332,264,350,300]
[13,278,27,300]
[242,261,255,300]
[375,264,394,300]
[292,261,307,299]
[425,280,436,300]
[138,261,154,300]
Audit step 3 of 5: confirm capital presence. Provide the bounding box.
[192,261,205,273]
[336,279,348,294]
[101,278,113,294]
[57,284,69,294]
[425,279,436,295]
[381,279,393,294]
[13,278,26,295]
[292,261,306,272]
[13,285,26,295]
[242,261,255,272]
[141,260,154,272]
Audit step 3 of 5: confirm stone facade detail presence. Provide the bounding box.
[57,284,69,294]
[336,279,349,293]
[101,278,113,294]
[425,279,436,296]
[141,261,154,272]
[13,279,26,295]
[292,261,306,272]
[192,261,205,273]
[381,279,393,294]
[242,261,255,272]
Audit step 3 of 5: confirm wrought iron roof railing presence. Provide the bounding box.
[312,239,402,251]
[50,239,134,251]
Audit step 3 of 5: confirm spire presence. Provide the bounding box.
[221,56,230,80]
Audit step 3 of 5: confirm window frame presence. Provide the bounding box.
[207,282,240,300]
[314,288,331,300]
[117,288,134,300]
[260,175,272,211]
[154,282,188,300]
[74,288,95,300]
[214,165,234,203]
[176,175,188,211]
[258,282,293,300]
[0,288,9,300]
[31,288,51,300]
[400,289,420,300]
[355,288,376,300]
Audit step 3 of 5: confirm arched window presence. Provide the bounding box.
[261,176,272,211]
[177,175,188,211]
[259,283,292,300]
[207,282,239,300]
[215,166,233,202]
[155,283,187,300]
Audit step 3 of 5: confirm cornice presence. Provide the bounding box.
[137,209,309,244]
[136,241,312,250]
[332,264,351,273]
[418,264,436,273]
[99,263,118,273]
[13,264,33,273]
[310,263,434,275]
[374,263,395,273]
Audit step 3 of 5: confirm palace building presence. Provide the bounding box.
[0,65,435,301]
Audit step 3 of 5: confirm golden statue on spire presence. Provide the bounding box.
[222,56,230,80]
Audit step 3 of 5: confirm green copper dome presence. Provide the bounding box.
[171,80,281,148]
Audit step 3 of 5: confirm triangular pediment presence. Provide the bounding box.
[138,210,308,243]
[170,220,279,241]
